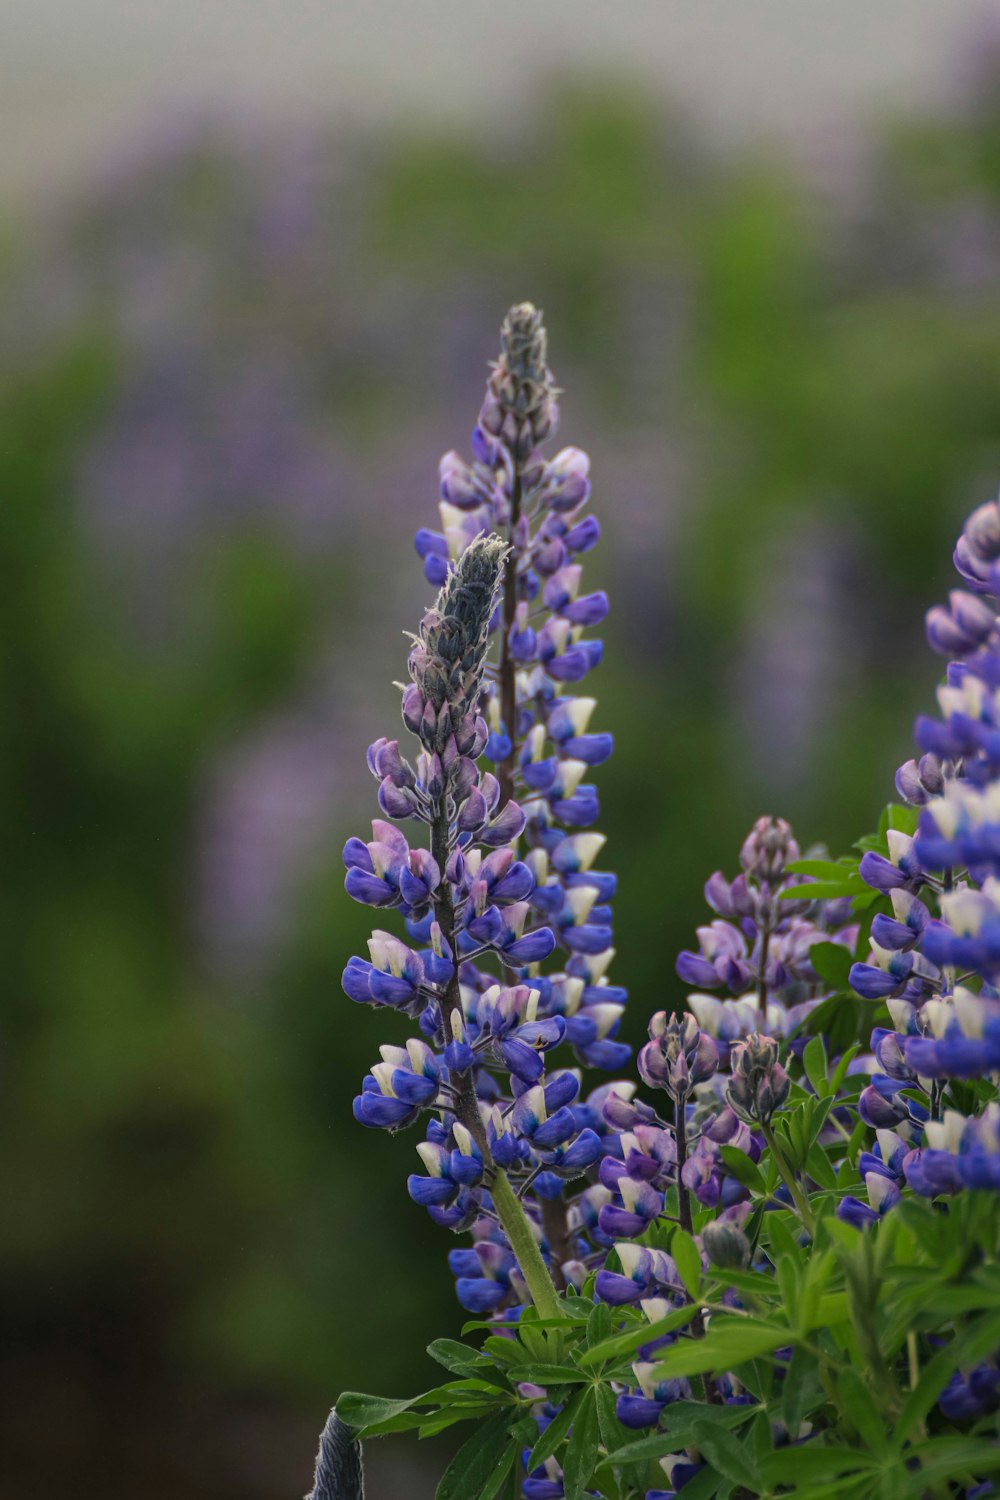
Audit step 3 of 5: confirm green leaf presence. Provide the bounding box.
[562,1386,599,1500]
[527,1387,585,1472]
[780,880,864,901]
[586,1299,612,1349]
[483,1336,526,1366]
[594,1380,627,1455]
[837,1366,887,1453]
[671,1228,702,1300]
[888,803,920,835]
[830,1043,863,1095]
[720,1146,767,1195]
[500,1363,587,1386]
[690,1419,761,1490]
[895,1312,1000,1445]
[653,1319,791,1378]
[665,1465,723,1500]
[436,1412,515,1500]
[517,1322,549,1361]
[336,1390,425,1432]
[608,1403,756,1467]
[786,858,859,880]
[427,1338,499,1380]
[899,1437,1000,1494]
[803,1034,830,1096]
[782,1345,820,1437]
[417,1406,498,1439]
[809,941,854,991]
[579,1304,697,1369]
[477,1445,516,1500]
[760,1445,881,1483]
[806,1141,838,1190]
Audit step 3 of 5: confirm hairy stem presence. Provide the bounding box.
[491,1168,565,1321]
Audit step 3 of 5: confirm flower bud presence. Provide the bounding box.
[727,1033,790,1125]
[638,1011,718,1099]
[702,1216,752,1270]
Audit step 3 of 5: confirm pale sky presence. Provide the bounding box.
[1,0,996,204]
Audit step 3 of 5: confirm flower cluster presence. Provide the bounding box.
[847,492,1000,1219]
[344,307,629,1314]
[327,317,1000,1500]
[677,815,857,1042]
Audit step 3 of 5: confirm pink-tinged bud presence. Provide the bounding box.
[739,816,799,883]
[638,1012,718,1100]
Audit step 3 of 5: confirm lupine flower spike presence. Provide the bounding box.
[345,306,629,1320]
[848,490,1000,1212]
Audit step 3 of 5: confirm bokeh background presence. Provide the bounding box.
[5,3,1000,1496]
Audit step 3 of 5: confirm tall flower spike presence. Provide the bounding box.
[406,304,628,1311]
[346,305,630,1324]
[845,486,1000,1222]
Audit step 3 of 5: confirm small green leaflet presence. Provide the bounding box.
[561,1386,600,1500]
[808,941,855,990]
[671,1228,702,1300]
[579,1303,697,1369]
[527,1386,585,1472]
[435,1411,515,1500]
[690,1418,762,1491]
[652,1319,791,1377]
[719,1146,767,1195]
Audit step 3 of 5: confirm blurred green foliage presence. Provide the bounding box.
[4,61,1000,1497]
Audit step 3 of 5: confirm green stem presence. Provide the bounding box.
[675,1101,722,1404]
[490,1167,565,1320]
[761,1122,816,1237]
